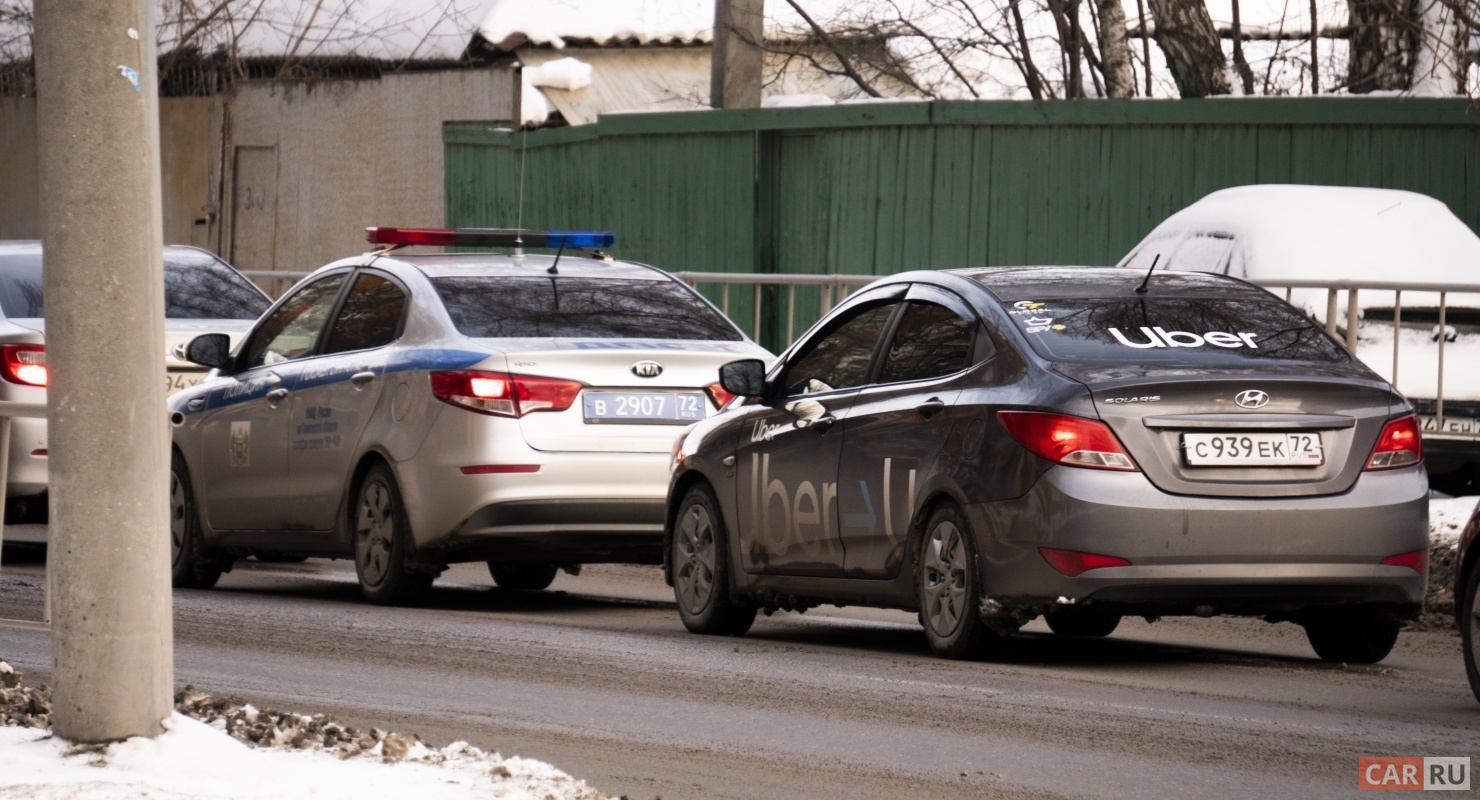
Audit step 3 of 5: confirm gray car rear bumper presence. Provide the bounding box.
[970,464,1430,616]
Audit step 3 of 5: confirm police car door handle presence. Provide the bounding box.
[350,371,376,389]
[265,387,289,406]
[916,398,947,420]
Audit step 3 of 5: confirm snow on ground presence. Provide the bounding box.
[1430,495,1477,549]
[0,683,607,800]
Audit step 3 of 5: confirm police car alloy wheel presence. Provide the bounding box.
[353,463,432,606]
[169,452,221,590]
[672,483,756,636]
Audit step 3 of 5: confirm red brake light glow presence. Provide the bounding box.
[1365,414,1423,470]
[430,371,582,418]
[1039,547,1132,577]
[0,344,47,387]
[997,411,1138,471]
[706,382,736,409]
[1380,549,1428,573]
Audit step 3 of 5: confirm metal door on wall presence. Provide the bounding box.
[231,145,277,272]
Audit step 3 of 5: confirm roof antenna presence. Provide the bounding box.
[547,238,565,275]
[1135,254,1161,295]
[513,128,528,258]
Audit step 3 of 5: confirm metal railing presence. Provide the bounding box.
[673,272,878,346]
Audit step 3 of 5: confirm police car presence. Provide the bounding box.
[666,267,1429,663]
[0,241,268,530]
[168,227,770,603]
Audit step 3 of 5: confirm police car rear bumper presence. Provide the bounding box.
[970,464,1429,617]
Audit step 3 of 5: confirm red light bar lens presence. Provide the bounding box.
[1039,547,1132,577]
[1380,549,1428,573]
[366,227,614,249]
[1366,414,1423,470]
[0,344,47,387]
[998,411,1137,471]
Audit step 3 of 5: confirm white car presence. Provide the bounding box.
[0,241,269,533]
[1117,184,1480,493]
[168,227,772,604]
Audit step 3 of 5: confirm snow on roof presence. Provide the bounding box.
[474,0,865,50]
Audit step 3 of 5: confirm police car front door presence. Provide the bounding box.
[287,271,407,531]
[733,298,900,577]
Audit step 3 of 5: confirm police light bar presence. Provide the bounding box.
[365,227,614,249]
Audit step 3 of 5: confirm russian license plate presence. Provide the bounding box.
[1418,414,1480,438]
[583,392,706,424]
[166,370,207,394]
[1182,432,1324,467]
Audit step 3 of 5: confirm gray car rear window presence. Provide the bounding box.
[1002,296,1349,364]
[433,276,744,341]
[0,251,269,320]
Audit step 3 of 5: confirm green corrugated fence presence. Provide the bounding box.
[444,99,1480,352]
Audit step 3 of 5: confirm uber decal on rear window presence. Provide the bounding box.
[1004,298,1348,364]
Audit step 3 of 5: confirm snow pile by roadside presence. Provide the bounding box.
[1409,495,1479,632]
[0,668,608,800]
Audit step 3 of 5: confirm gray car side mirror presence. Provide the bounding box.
[185,333,231,369]
[718,359,766,398]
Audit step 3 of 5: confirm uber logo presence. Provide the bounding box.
[1359,757,1469,791]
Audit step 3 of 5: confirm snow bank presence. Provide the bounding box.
[526,58,593,91]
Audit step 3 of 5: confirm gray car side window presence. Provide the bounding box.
[781,302,899,397]
[322,272,407,355]
[878,301,976,384]
[238,273,348,370]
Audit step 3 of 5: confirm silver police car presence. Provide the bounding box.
[168,227,770,604]
[667,267,1428,663]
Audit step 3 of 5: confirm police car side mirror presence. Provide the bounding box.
[185,333,231,369]
[718,359,766,398]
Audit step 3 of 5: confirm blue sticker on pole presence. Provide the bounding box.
[118,65,141,92]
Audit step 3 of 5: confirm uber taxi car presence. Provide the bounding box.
[667,267,1429,663]
[0,241,268,528]
[168,227,770,604]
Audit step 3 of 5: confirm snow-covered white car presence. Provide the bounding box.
[1117,185,1480,493]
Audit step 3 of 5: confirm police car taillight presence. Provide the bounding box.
[706,382,736,409]
[0,344,47,387]
[365,227,615,249]
[430,370,582,418]
[997,411,1138,471]
[1365,414,1423,470]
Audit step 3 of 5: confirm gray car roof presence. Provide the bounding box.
[953,266,1270,302]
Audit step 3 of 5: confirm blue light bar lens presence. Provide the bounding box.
[546,231,615,249]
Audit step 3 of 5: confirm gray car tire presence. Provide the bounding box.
[672,483,756,636]
[488,562,559,592]
[1303,607,1400,664]
[1461,562,1480,703]
[916,503,1003,659]
[170,452,222,590]
[1044,607,1121,637]
[353,463,433,606]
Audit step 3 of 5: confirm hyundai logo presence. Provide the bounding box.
[1234,389,1270,409]
[631,360,663,378]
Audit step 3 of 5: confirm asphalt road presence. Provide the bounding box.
[2,546,1477,799]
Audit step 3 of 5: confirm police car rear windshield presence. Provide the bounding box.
[0,250,270,320]
[1002,296,1348,364]
[433,276,744,340]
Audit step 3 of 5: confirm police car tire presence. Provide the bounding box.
[354,463,433,606]
[1303,607,1400,664]
[1460,563,1480,703]
[1044,607,1121,638]
[672,483,756,637]
[488,562,559,592]
[170,452,222,590]
[916,503,1002,660]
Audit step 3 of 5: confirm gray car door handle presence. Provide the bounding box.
[916,398,947,420]
[812,413,837,434]
[350,371,376,388]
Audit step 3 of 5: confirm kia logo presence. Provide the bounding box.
[1234,389,1270,409]
[631,360,663,378]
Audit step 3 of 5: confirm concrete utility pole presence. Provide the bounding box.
[33,0,174,741]
[711,0,765,109]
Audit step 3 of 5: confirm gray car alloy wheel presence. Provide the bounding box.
[922,520,969,638]
[356,479,395,590]
[675,503,718,617]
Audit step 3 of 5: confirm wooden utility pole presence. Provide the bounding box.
[712,0,765,109]
[33,0,174,742]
